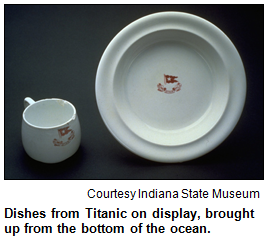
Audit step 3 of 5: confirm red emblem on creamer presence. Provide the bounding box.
[157,74,182,94]
[53,126,75,146]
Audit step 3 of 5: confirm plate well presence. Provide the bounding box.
[113,30,229,145]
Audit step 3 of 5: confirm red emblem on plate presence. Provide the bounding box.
[157,74,182,94]
[53,126,75,146]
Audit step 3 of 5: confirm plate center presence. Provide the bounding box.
[125,41,213,131]
[113,30,229,145]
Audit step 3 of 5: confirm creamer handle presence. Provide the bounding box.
[24,97,35,108]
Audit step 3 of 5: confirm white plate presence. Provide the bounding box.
[95,12,246,163]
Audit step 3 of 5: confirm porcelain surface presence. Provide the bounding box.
[95,12,246,162]
[22,97,81,163]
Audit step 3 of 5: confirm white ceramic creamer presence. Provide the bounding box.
[21,97,81,163]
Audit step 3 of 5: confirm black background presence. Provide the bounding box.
[4,4,263,179]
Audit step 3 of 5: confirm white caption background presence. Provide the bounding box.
[1,180,266,243]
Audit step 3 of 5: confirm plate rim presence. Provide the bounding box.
[95,11,246,163]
